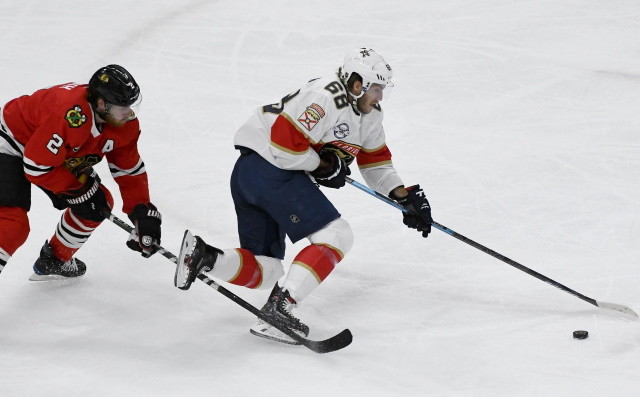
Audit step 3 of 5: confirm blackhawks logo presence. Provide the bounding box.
[65,105,86,127]
[64,154,101,177]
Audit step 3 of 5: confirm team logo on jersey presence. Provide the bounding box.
[65,105,86,128]
[297,103,325,131]
[64,154,101,177]
[333,123,350,139]
[289,214,300,223]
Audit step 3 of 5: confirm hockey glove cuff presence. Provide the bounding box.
[391,185,433,238]
[59,175,111,222]
[310,145,351,189]
[127,203,162,258]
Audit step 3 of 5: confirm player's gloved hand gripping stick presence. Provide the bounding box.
[310,144,351,189]
[345,176,639,321]
[102,210,353,354]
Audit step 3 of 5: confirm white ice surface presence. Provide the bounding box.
[1,1,640,396]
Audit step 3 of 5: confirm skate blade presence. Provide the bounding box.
[249,326,302,345]
[29,273,80,281]
[175,230,196,289]
[249,329,302,345]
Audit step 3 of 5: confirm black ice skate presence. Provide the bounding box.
[250,285,310,345]
[174,230,222,290]
[29,241,86,281]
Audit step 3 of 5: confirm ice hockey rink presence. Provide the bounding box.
[1,0,639,395]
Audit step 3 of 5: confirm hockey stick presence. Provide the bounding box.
[345,177,639,320]
[103,212,353,353]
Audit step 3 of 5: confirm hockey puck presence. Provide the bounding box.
[573,330,589,339]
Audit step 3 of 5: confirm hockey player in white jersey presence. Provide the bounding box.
[174,48,433,344]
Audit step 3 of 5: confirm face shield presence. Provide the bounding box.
[102,95,141,126]
[363,82,393,102]
[107,103,137,119]
[356,82,394,114]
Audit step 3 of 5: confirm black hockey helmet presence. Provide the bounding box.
[88,64,140,107]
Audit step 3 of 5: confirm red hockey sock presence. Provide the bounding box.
[49,209,102,261]
[292,244,342,283]
[0,207,30,260]
[280,244,343,302]
[227,248,263,289]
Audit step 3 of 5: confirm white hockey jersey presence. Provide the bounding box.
[234,75,404,196]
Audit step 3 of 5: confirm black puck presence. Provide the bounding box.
[573,330,588,339]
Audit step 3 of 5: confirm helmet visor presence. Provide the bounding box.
[364,82,393,102]
[105,102,138,124]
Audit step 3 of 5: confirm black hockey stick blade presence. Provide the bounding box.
[302,329,353,353]
[104,211,353,353]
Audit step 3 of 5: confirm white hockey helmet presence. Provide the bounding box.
[338,48,393,96]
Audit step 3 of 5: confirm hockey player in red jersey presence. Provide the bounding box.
[0,64,162,280]
[174,48,432,344]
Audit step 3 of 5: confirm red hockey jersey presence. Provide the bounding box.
[0,83,150,213]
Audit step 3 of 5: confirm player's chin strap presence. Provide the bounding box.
[345,176,639,321]
[338,76,364,107]
[347,89,363,112]
[348,88,364,100]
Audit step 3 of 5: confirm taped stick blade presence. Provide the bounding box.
[597,300,639,320]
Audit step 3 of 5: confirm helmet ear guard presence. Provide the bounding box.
[338,48,393,95]
[88,64,140,107]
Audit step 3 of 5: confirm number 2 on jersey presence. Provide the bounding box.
[46,133,64,154]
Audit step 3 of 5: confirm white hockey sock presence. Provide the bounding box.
[207,249,283,290]
[281,263,321,303]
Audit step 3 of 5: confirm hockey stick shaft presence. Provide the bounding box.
[103,212,352,352]
[345,177,638,319]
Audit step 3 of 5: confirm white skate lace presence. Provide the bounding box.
[61,258,79,272]
[277,299,302,326]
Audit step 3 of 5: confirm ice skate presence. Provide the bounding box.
[29,241,86,281]
[250,285,310,345]
[174,230,222,290]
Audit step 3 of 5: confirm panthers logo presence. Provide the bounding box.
[333,123,350,139]
[65,105,86,128]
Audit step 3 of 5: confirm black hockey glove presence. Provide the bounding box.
[40,186,70,210]
[127,203,162,258]
[391,185,433,238]
[59,175,111,222]
[310,145,351,189]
